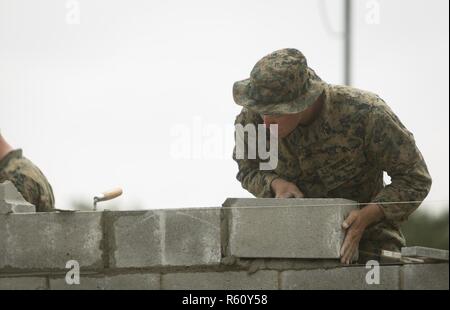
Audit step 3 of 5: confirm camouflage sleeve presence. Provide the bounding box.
[9,172,41,210]
[9,171,54,212]
[365,103,432,223]
[232,108,279,198]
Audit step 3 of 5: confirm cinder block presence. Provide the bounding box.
[402,263,449,290]
[49,273,160,290]
[0,276,47,290]
[281,265,400,290]
[164,208,221,266]
[0,212,103,270]
[107,210,162,268]
[222,198,357,259]
[162,271,278,290]
[401,246,449,261]
[108,208,221,268]
[0,181,35,214]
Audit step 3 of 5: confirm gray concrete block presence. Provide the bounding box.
[401,263,449,290]
[162,271,278,290]
[0,276,47,290]
[222,198,357,259]
[0,180,35,214]
[0,212,103,270]
[164,208,221,266]
[107,210,162,268]
[401,246,449,261]
[281,265,400,290]
[108,208,221,268]
[49,273,160,290]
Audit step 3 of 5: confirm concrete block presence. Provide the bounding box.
[281,265,400,290]
[164,208,221,266]
[49,273,160,290]
[108,208,221,268]
[0,212,103,270]
[401,246,449,261]
[162,271,278,290]
[222,198,357,259]
[107,210,162,268]
[0,181,35,214]
[402,263,449,290]
[0,276,47,290]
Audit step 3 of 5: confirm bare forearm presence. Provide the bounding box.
[359,203,385,228]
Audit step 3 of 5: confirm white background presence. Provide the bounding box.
[1,0,448,214]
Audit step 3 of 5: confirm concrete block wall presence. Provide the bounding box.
[222,198,357,259]
[0,198,448,290]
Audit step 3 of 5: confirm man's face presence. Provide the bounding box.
[261,112,302,138]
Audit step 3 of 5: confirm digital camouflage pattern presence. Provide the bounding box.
[232,84,432,262]
[233,48,326,115]
[0,149,55,212]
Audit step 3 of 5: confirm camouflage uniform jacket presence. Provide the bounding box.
[233,84,432,257]
[0,149,55,212]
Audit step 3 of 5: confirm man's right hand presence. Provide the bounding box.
[270,178,305,198]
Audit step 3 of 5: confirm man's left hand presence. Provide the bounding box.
[340,204,385,265]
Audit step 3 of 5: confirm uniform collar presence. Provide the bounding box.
[0,149,23,171]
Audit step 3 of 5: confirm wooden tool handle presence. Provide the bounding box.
[99,188,123,202]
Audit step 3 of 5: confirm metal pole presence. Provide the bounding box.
[344,0,352,85]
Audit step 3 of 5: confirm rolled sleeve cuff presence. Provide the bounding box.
[371,194,420,224]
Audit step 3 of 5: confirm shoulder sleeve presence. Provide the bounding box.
[9,172,42,209]
[4,160,55,212]
[365,101,432,223]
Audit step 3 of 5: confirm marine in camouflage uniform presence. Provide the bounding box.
[232,48,432,262]
[0,149,55,212]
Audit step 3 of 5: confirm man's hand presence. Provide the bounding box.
[340,203,385,264]
[270,178,304,198]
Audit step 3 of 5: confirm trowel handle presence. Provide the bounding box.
[95,187,123,202]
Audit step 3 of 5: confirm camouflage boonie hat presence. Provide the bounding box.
[233,48,326,115]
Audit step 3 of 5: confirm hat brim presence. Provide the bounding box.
[233,78,326,115]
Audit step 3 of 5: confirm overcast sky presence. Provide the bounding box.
[0,0,448,215]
